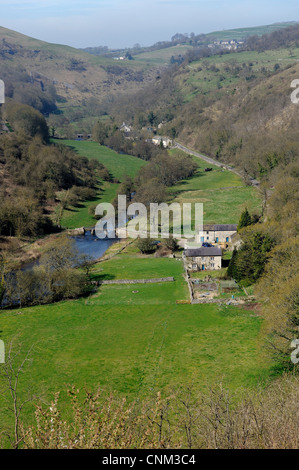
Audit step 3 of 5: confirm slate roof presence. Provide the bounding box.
[200,224,237,232]
[184,246,222,257]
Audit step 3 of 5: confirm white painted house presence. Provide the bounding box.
[120,122,131,133]
[152,136,173,148]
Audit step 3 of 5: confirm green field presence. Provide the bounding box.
[60,181,119,229]
[206,22,298,41]
[59,140,146,181]
[133,45,192,64]
[178,46,299,102]
[90,251,185,281]
[0,250,272,437]
[56,140,146,229]
[169,160,262,224]
[0,142,268,442]
[59,142,262,229]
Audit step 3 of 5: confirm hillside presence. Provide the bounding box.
[0,25,159,129]
[109,24,299,182]
[0,22,298,450]
[0,22,296,127]
[206,21,298,41]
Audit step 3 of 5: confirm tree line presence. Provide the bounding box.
[0,103,110,237]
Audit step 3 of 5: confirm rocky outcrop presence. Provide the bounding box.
[67,227,86,236]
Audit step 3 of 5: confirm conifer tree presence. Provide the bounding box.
[237,208,252,231]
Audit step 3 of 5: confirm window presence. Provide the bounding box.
[201,236,204,242]
[211,263,215,268]
[211,257,214,260]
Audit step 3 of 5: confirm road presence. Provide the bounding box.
[174,141,260,187]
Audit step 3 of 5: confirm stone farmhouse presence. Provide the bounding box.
[196,224,237,246]
[184,246,222,271]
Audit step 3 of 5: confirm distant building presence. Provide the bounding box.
[158,121,167,129]
[152,136,173,148]
[209,39,245,50]
[196,224,237,245]
[120,122,131,133]
[184,246,222,271]
[0,121,9,133]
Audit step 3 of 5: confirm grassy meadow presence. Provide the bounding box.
[133,45,192,64]
[56,140,146,229]
[60,181,119,229]
[59,140,146,181]
[0,246,272,436]
[177,46,299,102]
[0,140,268,442]
[168,157,262,224]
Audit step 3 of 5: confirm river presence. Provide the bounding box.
[21,230,118,272]
[71,230,118,261]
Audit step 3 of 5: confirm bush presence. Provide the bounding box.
[5,102,49,142]
[136,237,157,254]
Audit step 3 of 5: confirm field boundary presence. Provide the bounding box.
[97,277,174,285]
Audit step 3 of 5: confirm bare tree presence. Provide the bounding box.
[0,340,36,449]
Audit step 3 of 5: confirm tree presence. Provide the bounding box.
[237,208,252,231]
[0,341,36,449]
[133,179,166,207]
[147,111,156,126]
[170,127,177,140]
[161,237,179,253]
[37,237,87,302]
[227,248,238,279]
[228,228,274,286]
[92,121,109,145]
[136,237,157,254]
[3,238,89,308]
[0,254,7,305]
[256,237,299,364]
[5,102,49,142]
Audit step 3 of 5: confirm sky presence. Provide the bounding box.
[0,0,299,49]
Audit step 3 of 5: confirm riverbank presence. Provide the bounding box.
[0,230,120,272]
[0,233,63,270]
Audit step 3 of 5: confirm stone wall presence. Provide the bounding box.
[98,277,174,285]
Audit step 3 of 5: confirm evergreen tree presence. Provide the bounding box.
[237,208,252,231]
[227,248,238,279]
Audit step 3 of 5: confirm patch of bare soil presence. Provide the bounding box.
[241,302,262,316]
